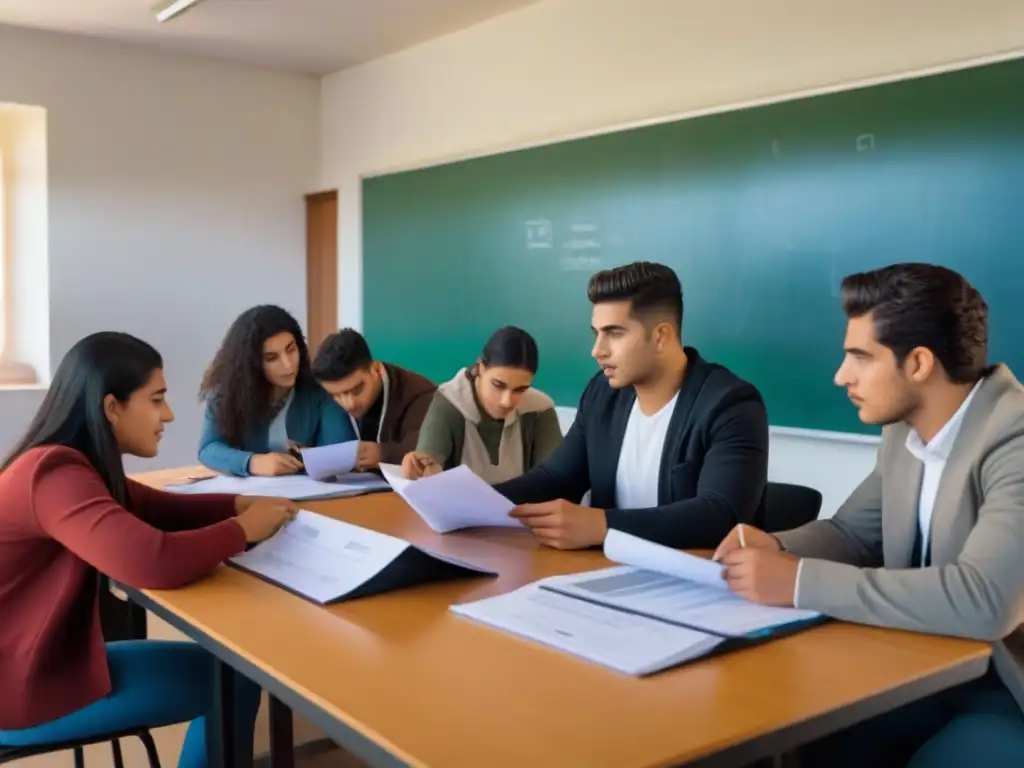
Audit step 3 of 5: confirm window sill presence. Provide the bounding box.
[0,359,41,389]
[0,382,46,392]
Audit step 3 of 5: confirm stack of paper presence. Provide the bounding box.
[450,530,823,675]
[543,530,822,638]
[379,463,522,534]
[451,582,723,676]
[163,472,390,501]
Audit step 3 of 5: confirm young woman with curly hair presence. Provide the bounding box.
[197,305,355,476]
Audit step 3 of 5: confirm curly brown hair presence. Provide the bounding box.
[199,305,315,448]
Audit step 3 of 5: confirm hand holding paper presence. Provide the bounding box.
[380,463,522,534]
[300,441,359,481]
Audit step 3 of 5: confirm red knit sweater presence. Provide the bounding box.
[0,445,247,730]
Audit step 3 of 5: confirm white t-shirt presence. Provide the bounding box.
[614,393,679,510]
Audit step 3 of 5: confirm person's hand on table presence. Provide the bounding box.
[234,495,296,515]
[248,452,302,477]
[509,499,608,550]
[235,497,297,543]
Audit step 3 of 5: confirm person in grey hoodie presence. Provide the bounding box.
[401,327,562,483]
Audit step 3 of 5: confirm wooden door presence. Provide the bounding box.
[305,190,338,352]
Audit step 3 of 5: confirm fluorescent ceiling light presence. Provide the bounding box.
[154,0,205,23]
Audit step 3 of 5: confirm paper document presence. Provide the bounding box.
[604,529,725,588]
[231,510,410,603]
[163,472,390,500]
[301,441,359,480]
[380,463,521,533]
[451,583,723,676]
[379,463,413,494]
[230,510,495,603]
[542,531,820,637]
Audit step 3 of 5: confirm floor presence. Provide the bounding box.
[13,730,364,767]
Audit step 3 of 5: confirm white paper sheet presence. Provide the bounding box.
[603,529,726,589]
[230,510,410,603]
[451,582,722,676]
[380,463,521,533]
[163,472,390,500]
[301,441,359,480]
[379,463,413,493]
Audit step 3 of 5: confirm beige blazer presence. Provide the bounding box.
[777,364,1024,714]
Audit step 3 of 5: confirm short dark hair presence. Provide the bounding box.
[587,261,683,331]
[312,328,374,382]
[841,263,988,383]
[479,326,539,374]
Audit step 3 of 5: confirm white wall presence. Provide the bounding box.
[321,0,1024,516]
[0,24,321,470]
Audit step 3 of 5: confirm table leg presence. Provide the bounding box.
[207,659,236,768]
[269,696,296,768]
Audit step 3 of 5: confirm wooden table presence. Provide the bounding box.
[126,467,991,768]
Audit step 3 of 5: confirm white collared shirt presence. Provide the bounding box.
[902,382,980,565]
[792,382,981,607]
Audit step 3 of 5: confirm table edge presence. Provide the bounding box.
[124,583,991,768]
[682,647,991,767]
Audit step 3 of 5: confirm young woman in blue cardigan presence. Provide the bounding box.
[198,305,354,476]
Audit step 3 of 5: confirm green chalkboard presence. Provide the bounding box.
[363,58,1024,436]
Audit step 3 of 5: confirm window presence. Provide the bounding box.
[0,103,49,387]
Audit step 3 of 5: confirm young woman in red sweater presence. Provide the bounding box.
[0,332,295,767]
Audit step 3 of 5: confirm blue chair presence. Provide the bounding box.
[0,726,160,767]
[0,577,161,766]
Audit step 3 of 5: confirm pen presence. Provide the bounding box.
[738,523,747,549]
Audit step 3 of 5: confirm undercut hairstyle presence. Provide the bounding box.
[840,263,988,384]
[587,261,684,332]
[478,326,539,374]
[312,328,374,383]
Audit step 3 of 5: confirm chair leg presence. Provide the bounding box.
[110,738,125,768]
[137,729,162,768]
[73,745,85,768]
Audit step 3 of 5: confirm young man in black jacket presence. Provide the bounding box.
[499,261,769,550]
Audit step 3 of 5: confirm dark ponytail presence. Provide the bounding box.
[477,326,539,374]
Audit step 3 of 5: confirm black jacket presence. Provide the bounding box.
[494,347,769,548]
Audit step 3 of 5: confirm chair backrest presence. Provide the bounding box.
[99,575,148,642]
[764,481,823,533]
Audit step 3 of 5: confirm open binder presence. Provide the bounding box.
[451,530,825,676]
[230,510,497,605]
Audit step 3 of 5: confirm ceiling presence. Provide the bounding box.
[0,0,541,75]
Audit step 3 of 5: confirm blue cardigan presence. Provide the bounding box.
[198,385,356,476]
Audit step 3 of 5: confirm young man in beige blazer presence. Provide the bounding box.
[713,263,1024,767]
